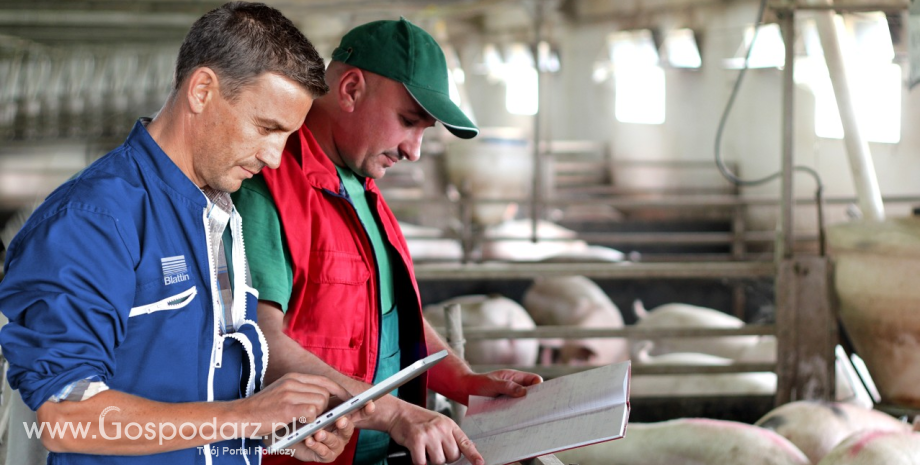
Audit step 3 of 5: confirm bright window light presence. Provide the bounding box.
[609,30,659,66]
[609,30,665,124]
[481,43,504,82]
[663,28,702,68]
[592,60,612,83]
[592,44,613,83]
[443,45,464,107]
[615,67,665,124]
[504,43,538,115]
[448,69,462,106]
[799,15,900,143]
[851,12,894,61]
[810,63,901,143]
[725,23,786,69]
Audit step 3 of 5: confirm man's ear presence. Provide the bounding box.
[336,67,366,114]
[185,67,219,115]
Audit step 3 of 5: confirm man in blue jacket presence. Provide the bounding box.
[0,2,368,464]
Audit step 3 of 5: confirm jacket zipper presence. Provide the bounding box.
[201,207,219,465]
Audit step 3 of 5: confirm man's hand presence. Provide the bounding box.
[232,372,353,437]
[462,369,543,402]
[387,403,483,465]
[289,417,354,462]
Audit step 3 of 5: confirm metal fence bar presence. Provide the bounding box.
[431,325,775,340]
[415,261,776,280]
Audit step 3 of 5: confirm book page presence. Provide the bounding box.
[455,361,631,465]
[463,361,630,440]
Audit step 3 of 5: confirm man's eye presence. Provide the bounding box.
[401,116,415,127]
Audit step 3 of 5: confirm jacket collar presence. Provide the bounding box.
[127,119,208,208]
[295,125,380,196]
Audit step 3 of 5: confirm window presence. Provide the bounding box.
[610,30,665,124]
[663,28,702,68]
[724,23,786,69]
[504,43,538,116]
[796,14,901,143]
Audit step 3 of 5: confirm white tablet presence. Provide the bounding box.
[263,349,449,454]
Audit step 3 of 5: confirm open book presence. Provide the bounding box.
[455,361,631,465]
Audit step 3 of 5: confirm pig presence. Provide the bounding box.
[756,401,910,464]
[816,429,920,465]
[398,221,463,262]
[480,219,624,262]
[522,276,629,365]
[423,294,539,366]
[631,344,776,397]
[737,335,778,363]
[539,244,627,263]
[632,300,759,359]
[555,418,811,465]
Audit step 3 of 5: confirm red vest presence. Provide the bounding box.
[261,125,428,465]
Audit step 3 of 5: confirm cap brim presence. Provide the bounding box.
[403,83,479,139]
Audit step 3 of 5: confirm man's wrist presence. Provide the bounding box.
[358,394,402,432]
[217,398,247,434]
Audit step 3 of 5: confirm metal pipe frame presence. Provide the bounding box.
[779,8,796,260]
[431,325,776,340]
[414,261,775,280]
[471,364,777,378]
[385,194,920,208]
[769,0,909,12]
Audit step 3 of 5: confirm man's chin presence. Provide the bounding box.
[210,177,244,194]
[366,166,387,180]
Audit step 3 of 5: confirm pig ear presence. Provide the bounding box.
[633,299,648,320]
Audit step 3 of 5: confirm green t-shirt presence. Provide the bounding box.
[230,176,294,311]
[335,166,396,314]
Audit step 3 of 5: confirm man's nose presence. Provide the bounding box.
[257,137,287,169]
[398,131,424,162]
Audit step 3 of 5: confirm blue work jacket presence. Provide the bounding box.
[0,121,267,464]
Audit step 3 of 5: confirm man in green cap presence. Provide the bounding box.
[232,17,542,465]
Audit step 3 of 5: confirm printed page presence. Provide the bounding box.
[463,361,630,440]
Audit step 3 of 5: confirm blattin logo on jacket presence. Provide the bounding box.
[161,255,190,285]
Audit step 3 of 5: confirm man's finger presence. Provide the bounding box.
[442,430,461,463]
[345,400,376,425]
[333,416,355,439]
[514,371,543,386]
[426,439,447,465]
[408,440,427,465]
[453,427,483,465]
[284,373,352,400]
[501,380,527,397]
[497,369,543,387]
[304,438,333,463]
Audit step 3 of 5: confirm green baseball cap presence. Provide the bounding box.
[331,18,479,139]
